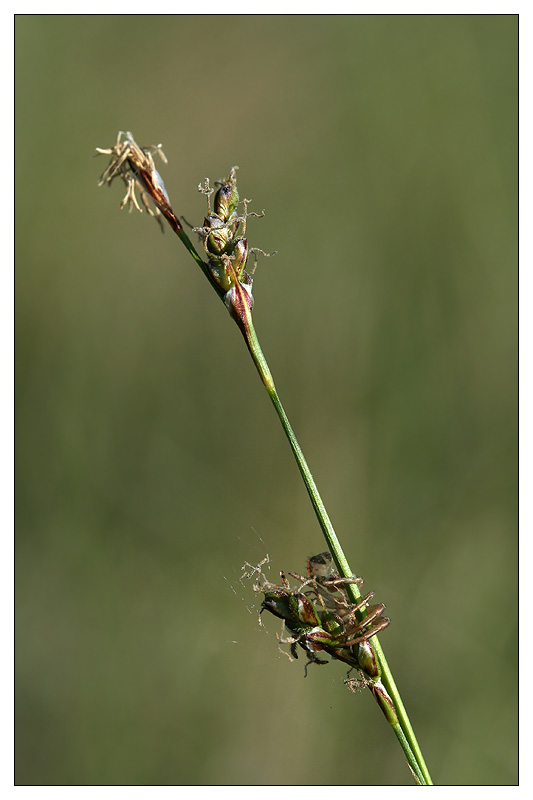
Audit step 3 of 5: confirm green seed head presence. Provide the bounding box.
[355,640,381,679]
[370,680,399,726]
[204,215,230,256]
[294,593,321,627]
[261,590,300,626]
[231,238,249,281]
[319,609,344,638]
[207,257,232,292]
[214,183,239,222]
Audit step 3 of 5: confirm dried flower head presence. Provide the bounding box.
[96,131,172,231]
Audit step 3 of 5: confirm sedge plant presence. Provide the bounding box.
[96,131,433,785]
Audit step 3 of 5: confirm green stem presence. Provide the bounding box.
[372,640,432,784]
[243,314,433,786]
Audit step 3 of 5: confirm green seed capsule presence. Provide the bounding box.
[295,594,322,627]
[208,258,232,292]
[214,183,239,222]
[204,215,230,256]
[355,640,381,679]
[370,680,399,726]
[232,238,249,280]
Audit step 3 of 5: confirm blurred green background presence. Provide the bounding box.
[15,15,517,786]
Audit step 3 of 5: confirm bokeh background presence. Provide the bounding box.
[15,15,517,786]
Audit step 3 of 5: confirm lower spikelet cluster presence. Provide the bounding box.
[242,552,397,723]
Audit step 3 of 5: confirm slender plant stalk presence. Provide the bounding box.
[244,317,432,786]
[96,133,433,785]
